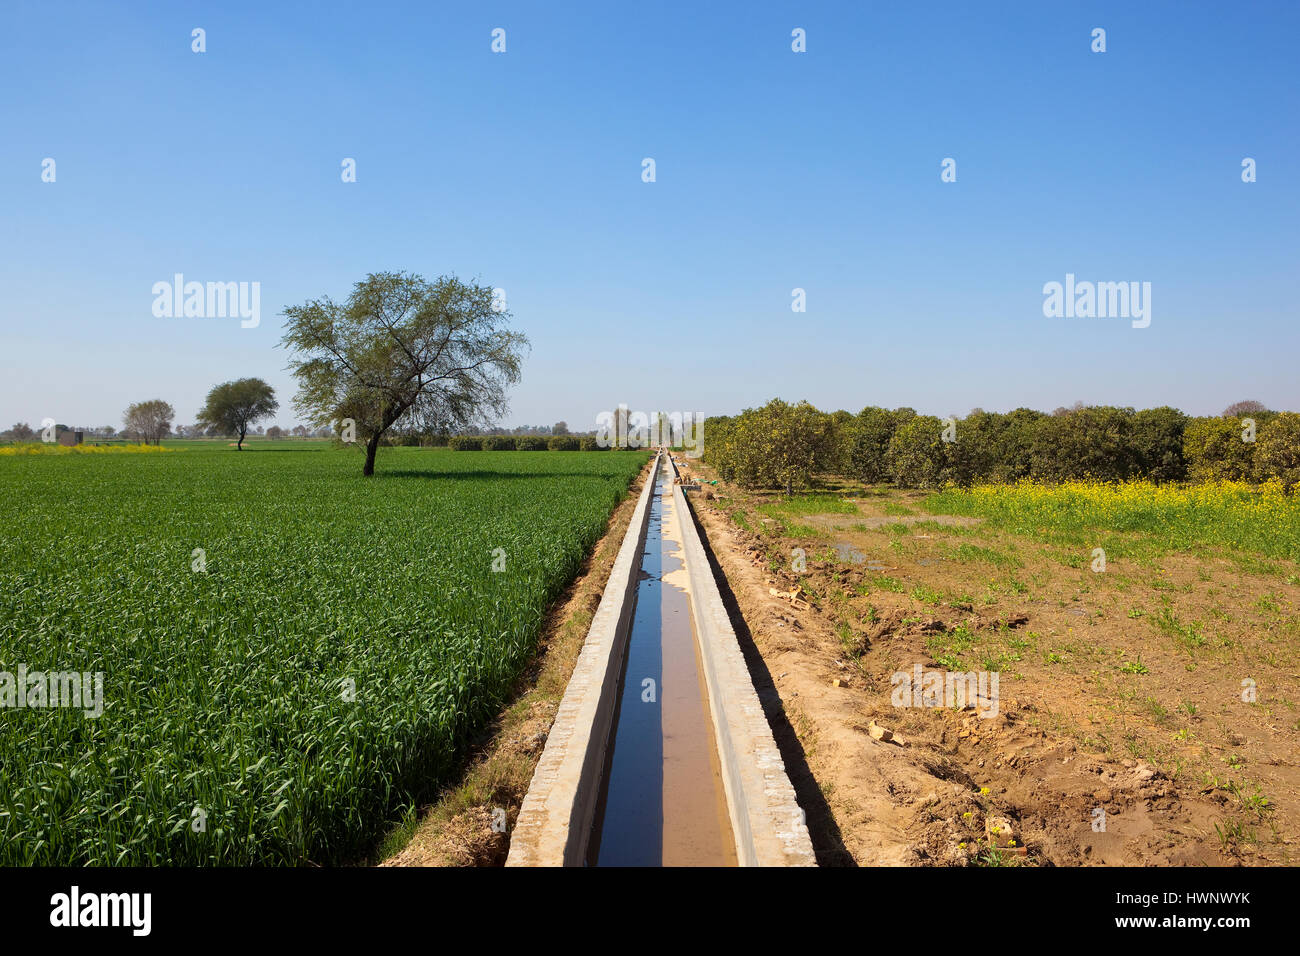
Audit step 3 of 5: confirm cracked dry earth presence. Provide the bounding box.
[683,478,1299,867]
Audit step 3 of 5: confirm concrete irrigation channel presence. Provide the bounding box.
[507,451,816,867]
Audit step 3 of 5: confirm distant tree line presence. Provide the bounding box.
[704,398,1300,493]
[378,420,594,447]
[445,434,613,451]
[2,378,326,446]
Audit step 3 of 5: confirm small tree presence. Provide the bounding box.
[1029,406,1134,482]
[888,415,949,488]
[6,422,35,441]
[282,272,528,476]
[1130,406,1188,482]
[122,400,175,445]
[824,409,854,473]
[1184,416,1255,481]
[945,410,1005,487]
[196,378,278,451]
[994,408,1046,482]
[847,406,897,484]
[717,399,833,494]
[1254,412,1300,490]
[767,400,835,495]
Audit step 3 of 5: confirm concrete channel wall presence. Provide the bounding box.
[668,458,817,866]
[506,452,662,866]
[507,450,816,866]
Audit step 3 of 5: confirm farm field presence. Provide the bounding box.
[927,481,1300,563]
[0,445,650,865]
[689,467,1300,866]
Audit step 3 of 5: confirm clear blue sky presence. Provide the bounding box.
[2,0,1296,431]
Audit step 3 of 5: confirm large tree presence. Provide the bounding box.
[122,400,175,445]
[281,272,529,476]
[196,378,278,450]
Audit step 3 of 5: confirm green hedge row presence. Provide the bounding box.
[447,435,616,451]
[705,400,1300,491]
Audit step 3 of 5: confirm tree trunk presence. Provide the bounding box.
[237,427,245,451]
[362,406,405,476]
[363,433,381,476]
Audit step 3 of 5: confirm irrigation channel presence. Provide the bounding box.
[507,452,816,867]
[587,455,735,865]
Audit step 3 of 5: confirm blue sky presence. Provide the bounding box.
[2,0,1296,431]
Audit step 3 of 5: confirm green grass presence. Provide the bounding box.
[926,622,977,670]
[910,584,945,606]
[0,445,649,865]
[859,575,906,594]
[937,542,1022,568]
[1153,605,1207,651]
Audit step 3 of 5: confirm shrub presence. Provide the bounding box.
[701,415,734,478]
[1130,407,1188,482]
[1029,406,1134,482]
[483,435,515,451]
[1254,412,1300,490]
[825,409,856,474]
[1184,417,1254,481]
[515,436,548,451]
[579,436,609,451]
[710,399,835,494]
[548,435,580,451]
[888,415,949,488]
[847,407,897,484]
[449,435,484,451]
[944,410,1004,487]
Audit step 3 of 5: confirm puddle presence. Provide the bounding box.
[588,463,737,866]
[833,541,866,564]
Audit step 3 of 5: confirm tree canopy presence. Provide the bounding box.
[122,399,175,445]
[196,378,278,450]
[281,272,529,475]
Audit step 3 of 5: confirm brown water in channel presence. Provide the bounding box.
[587,464,737,866]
